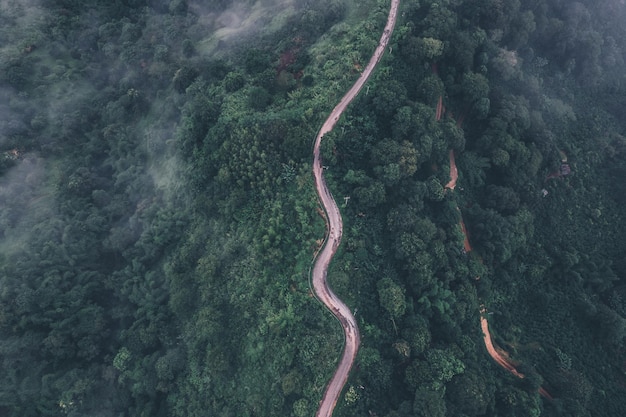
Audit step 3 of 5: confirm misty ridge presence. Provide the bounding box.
[0,0,310,181]
[0,0,345,272]
[0,1,219,252]
[0,0,352,416]
[0,155,53,255]
[189,0,297,49]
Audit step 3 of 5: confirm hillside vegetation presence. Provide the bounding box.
[1,0,625,416]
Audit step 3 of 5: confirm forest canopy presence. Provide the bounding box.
[1,0,626,416]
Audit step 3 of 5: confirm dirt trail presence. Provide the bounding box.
[480,307,553,399]
[311,1,400,416]
[479,306,524,378]
[459,214,472,253]
[435,96,444,121]
[445,146,552,400]
[444,150,458,190]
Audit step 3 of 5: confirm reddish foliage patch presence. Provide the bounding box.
[277,49,297,73]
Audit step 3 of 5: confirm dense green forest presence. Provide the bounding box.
[1,0,626,416]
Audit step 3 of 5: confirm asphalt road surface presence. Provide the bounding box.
[311,1,400,416]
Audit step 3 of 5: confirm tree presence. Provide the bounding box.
[372,139,419,184]
[461,72,490,106]
[413,387,446,417]
[293,398,310,417]
[447,370,492,415]
[244,48,271,74]
[415,217,437,241]
[168,0,188,15]
[458,152,490,188]
[491,147,510,167]
[441,119,465,150]
[425,348,465,386]
[395,232,423,260]
[422,2,457,39]
[426,177,444,201]
[393,106,414,139]
[484,185,520,214]
[403,36,444,64]
[247,87,271,111]
[416,280,455,316]
[419,37,445,59]
[491,48,522,80]
[373,80,408,118]
[223,71,246,92]
[387,204,418,233]
[594,304,626,347]
[344,169,370,186]
[355,181,386,207]
[506,10,536,48]
[281,369,302,395]
[401,315,431,356]
[399,141,419,177]
[378,277,407,319]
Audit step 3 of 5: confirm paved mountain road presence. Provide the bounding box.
[311,1,400,416]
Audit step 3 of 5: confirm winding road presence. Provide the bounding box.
[311,1,400,416]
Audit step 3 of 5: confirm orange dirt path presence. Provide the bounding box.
[459,215,472,253]
[446,143,552,400]
[435,96,444,121]
[480,306,524,378]
[480,308,553,399]
[444,150,458,190]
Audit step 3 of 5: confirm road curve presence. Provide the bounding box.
[311,1,400,416]
[480,305,553,399]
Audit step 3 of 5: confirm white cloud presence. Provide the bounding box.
[188,0,297,54]
[0,155,55,256]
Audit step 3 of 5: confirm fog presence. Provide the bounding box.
[188,0,297,54]
[0,155,55,256]
[0,0,44,42]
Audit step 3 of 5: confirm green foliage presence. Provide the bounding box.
[461,72,490,105]
[417,280,455,317]
[3,0,626,416]
[247,86,272,110]
[426,177,445,201]
[378,276,407,319]
[412,387,446,417]
[418,37,445,59]
[402,36,445,64]
[401,316,432,356]
[447,370,493,415]
[424,348,465,386]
